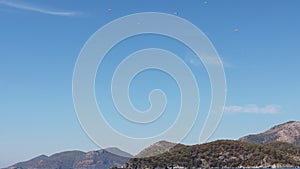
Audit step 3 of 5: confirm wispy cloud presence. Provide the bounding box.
[0,0,80,16]
[184,51,231,68]
[224,104,281,114]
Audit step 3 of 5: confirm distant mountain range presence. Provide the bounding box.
[5,121,300,169]
[5,148,132,169]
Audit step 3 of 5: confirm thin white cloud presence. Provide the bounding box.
[184,51,231,68]
[0,0,80,16]
[224,104,281,114]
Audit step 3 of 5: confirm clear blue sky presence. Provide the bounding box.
[1,0,300,168]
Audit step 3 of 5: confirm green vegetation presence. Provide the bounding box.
[126,140,300,169]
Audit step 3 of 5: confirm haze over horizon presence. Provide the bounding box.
[1,0,300,168]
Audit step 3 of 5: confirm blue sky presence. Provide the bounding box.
[1,0,300,168]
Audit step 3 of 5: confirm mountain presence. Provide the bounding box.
[125,140,300,169]
[135,140,179,158]
[6,148,132,169]
[239,121,300,145]
[7,121,300,169]
[125,121,300,168]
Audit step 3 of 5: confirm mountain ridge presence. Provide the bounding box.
[125,120,300,168]
[125,140,300,169]
[239,121,300,146]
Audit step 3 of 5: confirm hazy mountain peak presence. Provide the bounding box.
[135,140,178,158]
[104,147,133,158]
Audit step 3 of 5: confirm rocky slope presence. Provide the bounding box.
[239,121,300,145]
[6,148,132,169]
